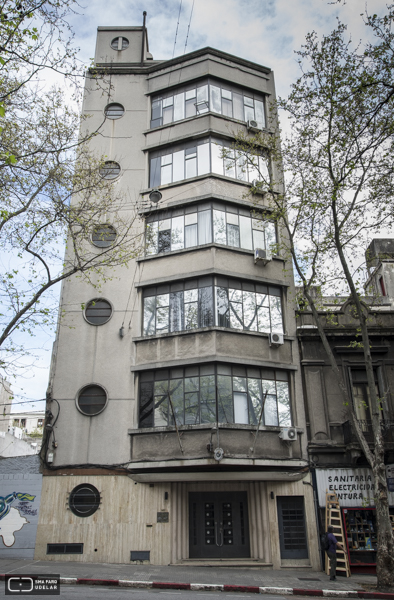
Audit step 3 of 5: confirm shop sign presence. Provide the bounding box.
[315,467,394,507]
[386,464,394,492]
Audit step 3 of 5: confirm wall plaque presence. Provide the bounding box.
[157,511,169,523]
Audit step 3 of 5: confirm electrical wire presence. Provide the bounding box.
[183,0,195,55]
[172,0,183,59]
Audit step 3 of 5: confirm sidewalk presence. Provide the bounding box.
[0,558,391,598]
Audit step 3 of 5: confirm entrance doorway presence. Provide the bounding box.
[277,496,308,559]
[189,491,250,558]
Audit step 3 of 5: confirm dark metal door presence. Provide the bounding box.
[277,496,308,559]
[189,492,250,558]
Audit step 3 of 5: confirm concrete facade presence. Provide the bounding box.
[35,23,319,569]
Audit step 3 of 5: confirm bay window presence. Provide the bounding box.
[139,364,291,428]
[143,277,283,336]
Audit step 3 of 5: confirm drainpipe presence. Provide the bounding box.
[140,11,147,67]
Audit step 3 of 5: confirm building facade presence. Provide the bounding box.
[297,239,394,573]
[35,23,319,567]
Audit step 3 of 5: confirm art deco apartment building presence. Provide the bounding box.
[35,22,320,568]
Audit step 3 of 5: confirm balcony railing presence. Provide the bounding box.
[343,420,394,445]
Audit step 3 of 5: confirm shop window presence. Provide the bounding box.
[150,78,265,129]
[143,277,283,336]
[145,202,276,256]
[77,385,107,416]
[69,484,101,517]
[139,364,291,428]
[149,137,269,188]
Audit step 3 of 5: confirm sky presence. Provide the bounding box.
[9,0,391,413]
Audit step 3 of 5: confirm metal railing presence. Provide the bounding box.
[343,420,394,445]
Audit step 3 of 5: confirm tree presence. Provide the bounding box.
[227,9,394,590]
[0,3,143,381]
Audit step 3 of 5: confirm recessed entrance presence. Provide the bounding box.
[189,491,250,558]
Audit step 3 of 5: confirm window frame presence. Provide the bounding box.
[69,483,101,517]
[76,384,108,417]
[138,363,292,429]
[84,298,113,326]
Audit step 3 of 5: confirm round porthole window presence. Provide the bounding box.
[110,36,129,51]
[69,483,101,517]
[92,224,117,248]
[77,385,107,416]
[99,161,121,180]
[104,103,125,120]
[85,299,112,325]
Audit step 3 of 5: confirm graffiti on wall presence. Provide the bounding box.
[0,492,36,547]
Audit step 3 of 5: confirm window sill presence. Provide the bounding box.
[136,242,284,264]
[132,326,293,343]
[140,172,275,196]
[128,423,301,435]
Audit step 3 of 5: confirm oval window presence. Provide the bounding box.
[69,483,101,517]
[92,224,117,248]
[110,36,129,51]
[85,299,112,325]
[104,103,125,120]
[77,385,107,416]
[99,161,121,180]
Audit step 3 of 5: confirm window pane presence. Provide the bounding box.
[264,395,278,426]
[258,155,270,183]
[213,210,226,244]
[158,230,171,253]
[198,209,212,245]
[169,379,184,425]
[244,103,255,123]
[239,216,252,250]
[226,212,238,225]
[233,92,244,121]
[185,376,199,392]
[210,85,221,114]
[255,99,265,129]
[230,297,243,329]
[151,99,162,121]
[224,148,236,179]
[253,228,265,250]
[170,291,184,332]
[222,97,232,117]
[216,287,229,327]
[186,98,196,118]
[277,381,291,426]
[200,375,216,423]
[257,305,270,333]
[222,88,232,100]
[248,378,262,426]
[140,382,154,427]
[154,393,169,426]
[265,222,276,250]
[161,154,172,166]
[150,157,161,188]
[233,376,247,392]
[186,89,196,100]
[146,221,158,255]
[185,224,198,248]
[197,84,208,102]
[244,96,254,107]
[234,392,248,424]
[159,218,171,231]
[235,152,247,181]
[171,216,184,251]
[185,301,198,329]
[161,163,172,185]
[185,212,197,225]
[197,142,210,175]
[248,156,260,182]
[143,297,156,335]
[217,375,233,423]
[270,295,283,333]
[211,141,223,175]
[185,392,199,424]
[199,287,214,327]
[173,150,185,182]
[243,291,257,331]
[163,106,173,124]
[185,156,197,178]
[173,92,185,121]
[227,224,240,248]
[163,97,173,107]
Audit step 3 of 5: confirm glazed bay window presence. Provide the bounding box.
[150,79,266,129]
[139,364,291,428]
[145,202,276,256]
[143,277,283,336]
[149,137,269,188]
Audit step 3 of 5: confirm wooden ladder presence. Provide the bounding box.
[325,490,351,577]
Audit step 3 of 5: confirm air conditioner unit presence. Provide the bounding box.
[247,119,260,132]
[279,427,297,441]
[269,331,284,346]
[254,247,272,265]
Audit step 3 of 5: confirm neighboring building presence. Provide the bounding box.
[297,239,394,574]
[0,455,42,558]
[9,412,44,436]
[35,22,319,567]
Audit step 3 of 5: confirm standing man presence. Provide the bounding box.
[327,525,347,580]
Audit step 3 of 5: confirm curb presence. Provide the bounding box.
[1,576,393,598]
